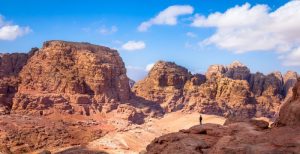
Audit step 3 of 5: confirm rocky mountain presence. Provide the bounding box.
[0,41,151,153]
[145,79,300,154]
[1,42,296,119]
[133,60,298,118]
[0,41,131,116]
[0,52,32,114]
[0,40,299,153]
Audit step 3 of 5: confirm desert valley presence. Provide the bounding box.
[0,40,299,154]
[1,1,300,153]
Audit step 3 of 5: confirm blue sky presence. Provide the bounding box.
[1,0,299,81]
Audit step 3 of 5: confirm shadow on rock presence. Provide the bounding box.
[55,146,108,154]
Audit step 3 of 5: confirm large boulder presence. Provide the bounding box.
[11,41,131,115]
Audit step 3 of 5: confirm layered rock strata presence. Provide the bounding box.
[133,61,297,118]
[145,79,300,154]
[0,41,131,116]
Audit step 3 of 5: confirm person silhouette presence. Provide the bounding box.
[199,114,203,125]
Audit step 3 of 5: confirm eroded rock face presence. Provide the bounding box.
[146,121,300,154]
[225,60,250,80]
[206,64,226,79]
[146,82,300,153]
[11,41,131,115]
[183,77,255,118]
[132,61,191,112]
[275,79,300,126]
[283,71,298,98]
[0,114,105,153]
[0,53,30,114]
[133,60,297,118]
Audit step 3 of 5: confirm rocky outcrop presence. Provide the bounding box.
[205,64,226,79]
[145,121,300,154]
[283,71,298,98]
[10,41,130,115]
[275,79,300,126]
[133,60,297,118]
[132,61,191,112]
[146,80,300,153]
[0,114,105,153]
[0,53,31,114]
[225,60,250,80]
[183,77,255,118]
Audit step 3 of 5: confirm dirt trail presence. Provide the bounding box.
[86,112,226,154]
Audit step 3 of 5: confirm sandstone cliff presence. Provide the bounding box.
[132,61,191,112]
[145,80,300,154]
[145,120,300,154]
[10,41,131,116]
[133,60,297,118]
[275,78,300,126]
[0,41,138,153]
[0,52,32,114]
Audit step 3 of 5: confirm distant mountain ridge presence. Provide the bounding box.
[133,60,298,119]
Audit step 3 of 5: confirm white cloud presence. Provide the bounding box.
[0,15,31,41]
[122,41,146,51]
[0,15,4,26]
[145,63,155,71]
[281,47,300,66]
[191,1,300,54]
[126,65,147,81]
[138,5,194,32]
[126,63,156,81]
[112,40,123,45]
[98,25,118,35]
[186,32,197,38]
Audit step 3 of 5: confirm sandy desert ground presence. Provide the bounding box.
[79,112,226,154]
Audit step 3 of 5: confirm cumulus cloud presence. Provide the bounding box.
[122,41,146,51]
[145,63,155,71]
[0,15,31,40]
[192,1,300,54]
[186,32,197,38]
[126,66,146,81]
[281,47,300,66]
[138,5,194,32]
[126,63,154,81]
[98,25,118,35]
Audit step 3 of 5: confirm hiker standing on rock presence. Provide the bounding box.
[199,114,203,125]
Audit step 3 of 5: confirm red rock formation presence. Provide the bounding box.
[184,77,255,118]
[133,60,297,118]
[145,121,300,154]
[11,41,131,115]
[146,80,300,154]
[275,79,300,126]
[132,61,190,112]
[225,60,250,80]
[283,71,298,97]
[0,114,105,153]
[0,53,31,114]
[205,64,226,79]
